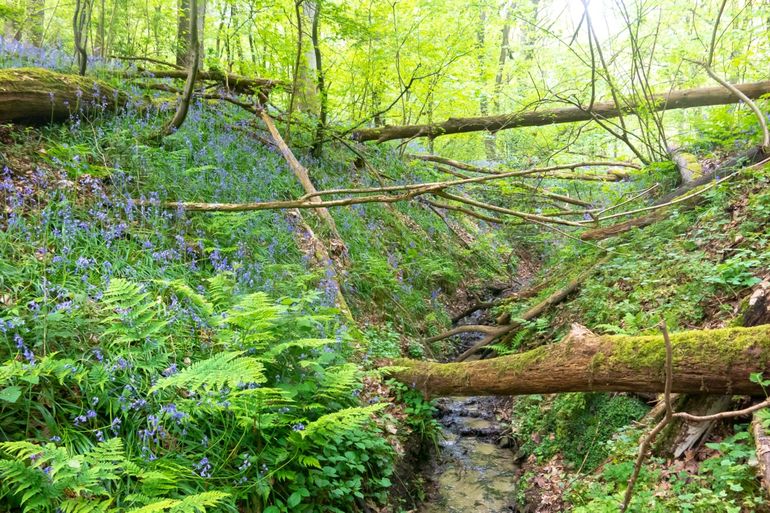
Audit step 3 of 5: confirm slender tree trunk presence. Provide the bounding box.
[176,0,191,67]
[161,0,199,137]
[95,0,106,57]
[310,0,327,157]
[27,0,45,46]
[73,0,93,76]
[476,6,497,160]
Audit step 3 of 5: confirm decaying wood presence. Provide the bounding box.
[454,256,608,361]
[412,154,632,182]
[742,279,770,328]
[581,147,768,241]
[496,280,553,325]
[752,414,770,496]
[286,209,353,321]
[351,80,770,143]
[0,68,128,124]
[388,323,770,397]
[259,109,347,257]
[114,68,286,96]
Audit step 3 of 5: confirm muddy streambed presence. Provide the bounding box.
[419,396,520,513]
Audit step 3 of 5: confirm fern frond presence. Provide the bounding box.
[59,498,113,513]
[220,292,281,331]
[125,491,230,513]
[206,273,236,310]
[151,352,265,393]
[155,279,214,320]
[261,338,334,360]
[301,404,386,439]
[171,491,230,512]
[315,364,359,399]
[125,499,180,513]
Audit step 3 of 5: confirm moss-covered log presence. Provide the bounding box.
[0,68,129,124]
[389,324,770,397]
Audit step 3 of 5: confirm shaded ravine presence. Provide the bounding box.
[419,281,530,512]
[419,396,520,513]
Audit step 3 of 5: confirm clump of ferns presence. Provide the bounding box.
[1,274,392,512]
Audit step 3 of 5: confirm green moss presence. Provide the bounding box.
[606,325,770,371]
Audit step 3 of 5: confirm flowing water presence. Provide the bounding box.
[419,396,520,513]
[418,279,531,512]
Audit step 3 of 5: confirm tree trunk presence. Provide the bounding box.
[310,0,327,157]
[160,0,199,137]
[259,110,347,258]
[114,68,284,97]
[176,0,191,67]
[0,68,128,124]
[388,324,770,397]
[351,80,770,143]
[73,0,93,76]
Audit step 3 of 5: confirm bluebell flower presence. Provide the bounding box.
[195,457,212,478]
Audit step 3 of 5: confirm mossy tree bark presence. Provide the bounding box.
[389,324,770,397]
[0,68,128,124]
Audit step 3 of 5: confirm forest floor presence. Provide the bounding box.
[3,46,770,513]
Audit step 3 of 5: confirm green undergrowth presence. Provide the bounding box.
[0,72,513,511]
[505,137,770,510]
[567,424,765,512]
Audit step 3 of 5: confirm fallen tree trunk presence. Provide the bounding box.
[389,324,770,397]
[455,256,608,361]
[580,147,767,241]
[351,80,770,143]
[114,68,286,96]
[0,68,128,124]
[752,413,770,496]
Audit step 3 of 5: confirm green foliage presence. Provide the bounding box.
[0,438,229,513]
[512,393,649,472]
[389,380,441,447]
[568,426,765,512]
[0,274,396,512]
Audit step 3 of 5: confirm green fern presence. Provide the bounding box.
[261,338,335,360]
[315,364,360,399]
[0,439,125,513]
[100,278,167,345]
[301,404,387,439]
[155,279,214,320]
[206,273,236,310]
[125,491,230,513]
[151,351,265,393]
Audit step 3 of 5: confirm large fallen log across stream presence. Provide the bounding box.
[389,324,770,397]
[351,80,770,143]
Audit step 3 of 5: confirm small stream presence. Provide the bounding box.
[417,275,533,512]
[420,396,520,512]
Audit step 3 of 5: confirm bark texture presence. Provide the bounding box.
[0,68,128,124]
[390,324,770,397]
[351,80,770,143]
